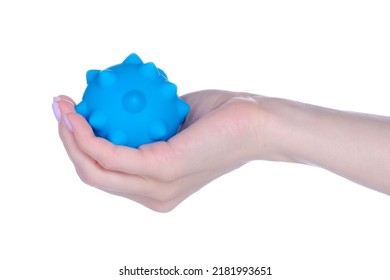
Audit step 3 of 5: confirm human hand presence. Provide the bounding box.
[53,90,264,212]
[54,87,390,210]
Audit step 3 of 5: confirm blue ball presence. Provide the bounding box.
[75,53,190,148]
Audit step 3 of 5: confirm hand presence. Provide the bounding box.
[54,90,264,212]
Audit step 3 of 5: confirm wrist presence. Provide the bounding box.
[253,96,305,163]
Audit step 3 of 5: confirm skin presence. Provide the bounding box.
[53,90,390,212]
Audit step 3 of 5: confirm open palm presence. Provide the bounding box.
[55,90,262,212]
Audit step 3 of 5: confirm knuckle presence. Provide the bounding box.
[152,188,176,202]
[98,157,115,170]
[76,167,98,187]
[146,184,179,202]
[141,142,182,182]
[149,201,179,213]
[101,145,121,170]
[157,168,178,182]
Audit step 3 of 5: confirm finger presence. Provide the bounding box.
[56,99,158,195]
[59,118,159,195]
[63,112,162,177]
[56,97,77,118]
[54,96,189,206]
[111,191,184,213]
[55,97,147,175]
[55,95,76,106]
[59,116,190,203]
[112,177,203,212]
[117,167,216,212]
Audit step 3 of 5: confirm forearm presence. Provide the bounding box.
[260,97,390,194]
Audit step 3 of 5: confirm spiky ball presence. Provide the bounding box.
[75,53,190,148]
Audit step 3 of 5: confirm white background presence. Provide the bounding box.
[0,0,389,279]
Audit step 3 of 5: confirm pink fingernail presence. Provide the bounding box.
[53,96,61,103]
[63,115,74,132]
[52,100,61,122]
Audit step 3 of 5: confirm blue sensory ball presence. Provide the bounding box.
[75,53,190,148]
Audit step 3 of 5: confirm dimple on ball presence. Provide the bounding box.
[75,53,190,148]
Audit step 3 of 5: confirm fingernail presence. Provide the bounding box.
[52,99,61,122]
[53,96,61,103]
[63,114,74,132]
